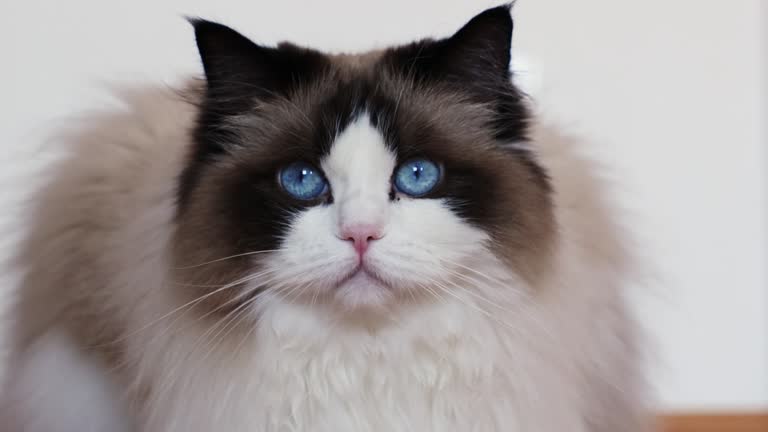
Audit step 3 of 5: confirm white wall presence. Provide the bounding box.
[1,0,765,411]
[512,1,768,411]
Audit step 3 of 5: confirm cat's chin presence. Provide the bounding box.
[334,270,395,310]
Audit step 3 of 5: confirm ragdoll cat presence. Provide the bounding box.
[1,5,647,431]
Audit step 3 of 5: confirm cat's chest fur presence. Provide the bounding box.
[133,293,586,432]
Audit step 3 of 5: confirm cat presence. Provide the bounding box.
[0,5,648,431]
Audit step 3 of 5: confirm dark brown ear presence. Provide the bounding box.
[190,18,328,113]
[385,5,514,89]
[191,19,265,89]
[383,5,527,142]
[440,4,514,83]
[182,19,330,209]
[188,18,329,162]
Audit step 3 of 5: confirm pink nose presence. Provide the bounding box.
[340,224,383,257]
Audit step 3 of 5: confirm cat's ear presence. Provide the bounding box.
[190,19,327,110]
[444,5,513,82]
[386,5,514,91]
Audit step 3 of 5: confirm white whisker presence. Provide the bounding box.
[99,269,275,348]
[174,250,279,269]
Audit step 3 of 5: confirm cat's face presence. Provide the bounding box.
[173,6,554,316]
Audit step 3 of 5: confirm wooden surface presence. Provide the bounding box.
[660,413,768,432]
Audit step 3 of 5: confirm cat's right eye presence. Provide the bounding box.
[278,162,329,200]
[393,159,441,197]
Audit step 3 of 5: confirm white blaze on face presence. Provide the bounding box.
[321,115,396,239]
[262,113,491,310]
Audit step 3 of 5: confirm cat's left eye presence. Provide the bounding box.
[279,162,328,200]
[393,159,441,197]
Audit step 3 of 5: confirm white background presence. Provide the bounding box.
[1,0,765,411]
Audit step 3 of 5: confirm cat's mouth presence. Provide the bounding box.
[329,262,397,308]
[336,264,391,291]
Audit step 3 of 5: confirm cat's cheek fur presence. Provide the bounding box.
[362,199,492,289]
[261,205,361,300]
[265,198,492,309]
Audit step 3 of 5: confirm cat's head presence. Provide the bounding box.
[173,5,555,317]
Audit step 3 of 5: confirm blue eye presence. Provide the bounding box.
[394,159,441,197]
[279,162,328,200]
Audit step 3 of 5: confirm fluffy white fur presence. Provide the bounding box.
[1,86,647,431]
